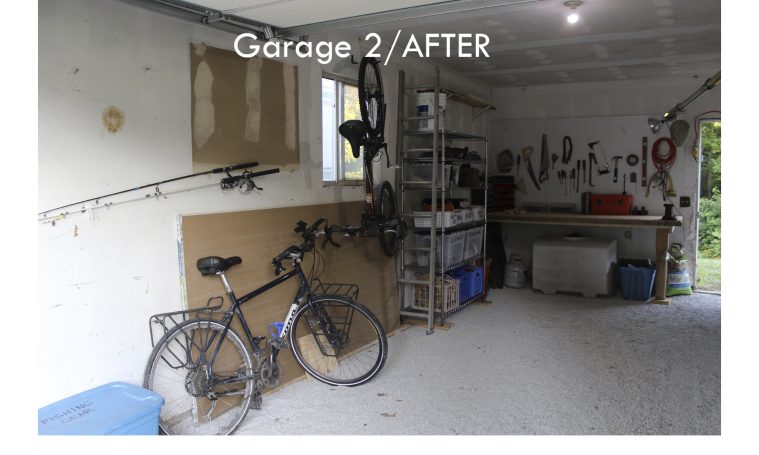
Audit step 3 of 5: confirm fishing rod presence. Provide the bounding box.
[39,162,278,215]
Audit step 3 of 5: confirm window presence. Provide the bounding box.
[322,76,363,183]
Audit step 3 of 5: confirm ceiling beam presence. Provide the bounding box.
[119,0,280,37]
[463,52,721,76]
[485,23,721,53]
[277,0,544,38]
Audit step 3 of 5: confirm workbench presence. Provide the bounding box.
[488,212,684,304]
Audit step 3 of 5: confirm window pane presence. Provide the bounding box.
[321,78,336,181]
[341,83,363,181]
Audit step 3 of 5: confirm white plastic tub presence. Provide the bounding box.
[416,231,466,269]
[532,235,617,298]
[416,90,447,131]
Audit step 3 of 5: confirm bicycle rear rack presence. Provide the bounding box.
[148,296,226,348]
[310,278,359,300]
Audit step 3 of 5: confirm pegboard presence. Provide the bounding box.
[490,115,698,217]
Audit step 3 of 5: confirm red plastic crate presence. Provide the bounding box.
[589,194,633,215]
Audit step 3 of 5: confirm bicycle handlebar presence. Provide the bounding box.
[271,218,327,275]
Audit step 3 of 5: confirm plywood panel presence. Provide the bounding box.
[190,43,299,169]
[181,202,399,386]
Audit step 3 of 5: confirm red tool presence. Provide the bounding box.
[641,137,648,187]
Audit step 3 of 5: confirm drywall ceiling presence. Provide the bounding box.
[186,0,720,87]
[373,0,721,86]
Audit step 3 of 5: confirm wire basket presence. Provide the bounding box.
[148,296,226,348]
[412,274,459,314]
[300,299,357,358]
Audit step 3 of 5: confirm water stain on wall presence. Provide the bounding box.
[102,105,125,133]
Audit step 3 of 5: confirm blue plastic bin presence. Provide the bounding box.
[618,265,656,300]
[463,266,483,301]
[448,268,470,303]
[38,382,164,435]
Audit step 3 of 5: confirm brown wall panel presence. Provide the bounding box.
[181,202,399,386]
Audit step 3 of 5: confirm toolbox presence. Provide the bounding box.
[589,193,633,215]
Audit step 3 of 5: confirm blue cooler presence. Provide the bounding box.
[39,382,164,435]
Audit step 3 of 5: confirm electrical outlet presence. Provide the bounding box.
[679,196,691,208]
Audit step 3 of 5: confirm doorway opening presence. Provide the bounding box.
[696,119,721,292]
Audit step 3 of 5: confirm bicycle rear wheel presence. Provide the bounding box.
[358,56,385,139]
[377,180,403,257]
[289,295,387,386]
[143,319,254,435]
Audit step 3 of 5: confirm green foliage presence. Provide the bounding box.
[698,121,720,258]
[343,84,363,180]
[699,122,721,198]
[699,189,721,258]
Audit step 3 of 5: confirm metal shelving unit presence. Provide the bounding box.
[395,67,492,334]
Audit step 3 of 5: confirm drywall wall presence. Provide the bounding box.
[37,0,491,405]
[490,76,721,285]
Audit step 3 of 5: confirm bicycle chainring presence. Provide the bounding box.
[259,360,283,388]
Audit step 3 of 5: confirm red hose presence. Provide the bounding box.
[652,137,676,172]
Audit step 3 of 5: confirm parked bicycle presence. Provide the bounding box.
[327,56,407,256]
[143,218,388,435]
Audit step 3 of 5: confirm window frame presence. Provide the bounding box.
[322,73,362,187]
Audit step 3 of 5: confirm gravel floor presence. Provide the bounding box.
[237,288,721,435]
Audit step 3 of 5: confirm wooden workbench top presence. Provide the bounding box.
[488,211,683,229]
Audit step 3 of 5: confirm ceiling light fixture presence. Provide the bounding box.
[564,0,583,24]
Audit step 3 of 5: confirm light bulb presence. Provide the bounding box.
[567,12,579,24]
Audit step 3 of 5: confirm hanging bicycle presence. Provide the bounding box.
[326,56,407,257]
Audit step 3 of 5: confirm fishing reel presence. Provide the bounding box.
[220,170,263,192]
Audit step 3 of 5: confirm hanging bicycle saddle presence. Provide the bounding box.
[339,120,366,158]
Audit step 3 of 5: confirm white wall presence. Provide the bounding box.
[490,76,721,282]
[37,0,490,405]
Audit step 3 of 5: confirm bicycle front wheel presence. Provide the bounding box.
[143,319,254,435]
[289,295,388,386]
[377,180,403,257]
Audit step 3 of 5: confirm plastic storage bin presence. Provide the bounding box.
[448,268,470,302]
[38,382,164,435]
[532,235,617,298]
[463,226,484,259]
[407,164,453,187]
[416,232,465,268]
[618,265,656,300]
[459,208,475,224]
[413,210,461,228]
[462,266,483,301]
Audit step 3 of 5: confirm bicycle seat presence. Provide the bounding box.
[196,256,242,276]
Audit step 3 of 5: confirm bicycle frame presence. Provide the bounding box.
[198,261,337,381]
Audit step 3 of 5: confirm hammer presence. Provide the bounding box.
[611,156,623,183]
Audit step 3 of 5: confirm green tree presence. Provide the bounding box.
[698,121,721,257]
[700,122,720,198]
[699,189,721,258]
